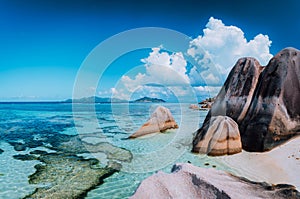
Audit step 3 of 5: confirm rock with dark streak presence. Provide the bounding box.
[192,116,242,156]
[212,57,263,122]
[240,48,300,151]
[130,163,300,199]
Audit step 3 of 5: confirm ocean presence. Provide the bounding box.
[0,103,231,198]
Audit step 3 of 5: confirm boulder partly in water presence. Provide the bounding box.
[129,106,178,138]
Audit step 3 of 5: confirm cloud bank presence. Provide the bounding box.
[110,17,273,101]
[187,17,272,86]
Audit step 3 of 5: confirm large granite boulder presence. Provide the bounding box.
[129,106,178,138]
[130,163,300,199]
[193,47,300,152]
[210,57,263,122]
[240,48,300,151]
[192,116,242,156]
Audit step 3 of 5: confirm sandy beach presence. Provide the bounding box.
[215,136,300,190]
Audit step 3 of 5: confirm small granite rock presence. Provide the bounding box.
[129,106,178,138]
[192,116,242,156]
[9,142,27,151]
[130,163,300,199]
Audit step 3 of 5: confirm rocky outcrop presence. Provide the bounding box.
[240,48,300,151]
[131,163,300,199]
[199,97,215,109]
[207,57,263,122]
[193,47,300,152]
[192,116,242,156]
[129,106,178,138]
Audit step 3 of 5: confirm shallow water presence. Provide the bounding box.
[0,103,236,198]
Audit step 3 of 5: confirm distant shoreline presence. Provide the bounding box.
[0,101,182,104]
[0,102,202,106]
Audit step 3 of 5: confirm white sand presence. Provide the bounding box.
[215,136,300,190]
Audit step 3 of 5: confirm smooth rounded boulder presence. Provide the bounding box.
[129,106,178,138]
[192,116,242,156]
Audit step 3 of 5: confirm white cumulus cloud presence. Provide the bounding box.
[141,47,189,84]
[120,47,189,94]
[188,17,272,86]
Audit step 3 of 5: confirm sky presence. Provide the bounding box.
[0,0,299,101]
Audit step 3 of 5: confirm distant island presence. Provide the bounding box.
[64,96,165,103]
[133,97,165,103]
[64,96,127,103]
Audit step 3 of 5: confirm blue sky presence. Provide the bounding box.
[0,0,299,101]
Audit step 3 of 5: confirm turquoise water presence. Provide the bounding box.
[0,103,226,198]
